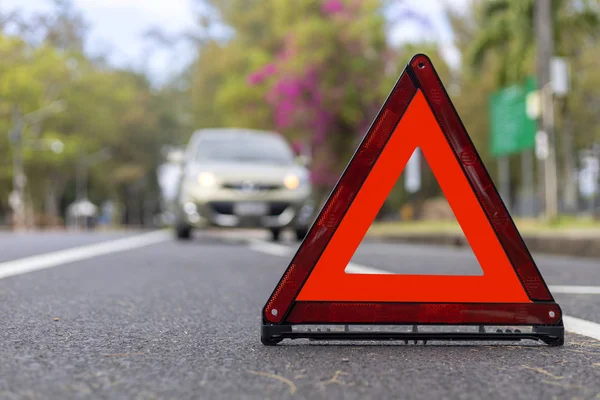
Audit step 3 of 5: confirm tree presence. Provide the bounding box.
[466,0,599,86]
[0,9,186,227]
[187,0,393,199]
[457,0,600,214]
[0,33,73,221]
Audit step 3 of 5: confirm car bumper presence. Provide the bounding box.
[178,186,314,229]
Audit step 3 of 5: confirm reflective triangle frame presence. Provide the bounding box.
[261,54,564,346]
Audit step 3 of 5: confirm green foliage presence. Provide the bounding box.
[3,0,600,226]
[0,3,187,224]
[454,0,600,210]
[189,0,393,196]
[466,0,599,86]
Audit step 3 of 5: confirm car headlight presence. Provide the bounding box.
[198,172,217,187]
[284,174,300,190]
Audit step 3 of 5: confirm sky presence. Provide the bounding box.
[1,0,470,85]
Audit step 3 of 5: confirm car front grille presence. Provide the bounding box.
[209,202,290,216]
[221,182,283,192]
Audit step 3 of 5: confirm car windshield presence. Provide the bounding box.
[195,133,295,165]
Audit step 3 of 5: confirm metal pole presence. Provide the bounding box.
[521,150,535,217]
[537,152,546,216]
[535,0,558,220]
[561,99,577,213]
[499,156,511,211]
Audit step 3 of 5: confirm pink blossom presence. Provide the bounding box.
[322,0,344,15]
[246,71,264,86]
[263,63,277,75]
[246,63,278,86]
[275,108,292,129]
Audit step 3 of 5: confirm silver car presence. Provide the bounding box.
[173,128,314,241]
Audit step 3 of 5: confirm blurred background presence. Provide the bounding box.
[1,0,599,233]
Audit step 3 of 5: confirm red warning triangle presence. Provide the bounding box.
[261,54,563,345]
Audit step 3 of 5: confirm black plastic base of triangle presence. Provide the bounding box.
[261,323,565,347]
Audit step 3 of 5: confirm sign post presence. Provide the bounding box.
[403,148,421,221]
[489,77,537,214]
[405,148,421,193]
[579,149,599,216]
[490,77,538,156]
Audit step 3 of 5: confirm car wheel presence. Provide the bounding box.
[175,223,192,240]
[294,228,309,242]
[270,228,282,242]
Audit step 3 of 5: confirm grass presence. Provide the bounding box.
[368,215,600,237]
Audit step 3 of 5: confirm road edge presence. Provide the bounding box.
[367,231,600,259]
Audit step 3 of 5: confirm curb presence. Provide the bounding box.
[369,232,600,259]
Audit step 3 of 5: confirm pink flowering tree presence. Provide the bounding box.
[195,0,430,197]
[244,0,392,193]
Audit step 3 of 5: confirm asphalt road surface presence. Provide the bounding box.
[1,228,599,399]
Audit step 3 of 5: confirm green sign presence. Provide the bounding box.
[489,77,537,157]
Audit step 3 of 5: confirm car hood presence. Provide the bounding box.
[186,161,309,185]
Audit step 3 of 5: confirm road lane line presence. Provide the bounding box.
[563,316,600,341]
[248,240,293,257]
[247,241,600,291]
[247,240,388,274]
[246,239,600,341]
[344,263,394,274]
[0,230,170,280]
[549,285,600,295]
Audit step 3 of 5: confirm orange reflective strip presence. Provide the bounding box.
[297,90,530,303]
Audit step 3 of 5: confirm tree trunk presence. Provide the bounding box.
[561,100,578,214]
[45,185,59,221]
[44,175,66,227]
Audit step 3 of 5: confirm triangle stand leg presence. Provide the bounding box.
[533,323,565,347]
[261,324,292,346]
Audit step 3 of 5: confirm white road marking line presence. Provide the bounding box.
[344,263,393,274]
[247,240,391,274]
[246,239,600,341]
[563,316,600,341]
[242,239,294,257]
[549,285,600,295]
[248,240,293,257]
[0,230,171,280]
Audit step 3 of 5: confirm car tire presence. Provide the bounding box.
[270,228,282,242]
[175,223,192,240]
[294,228,309,242]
